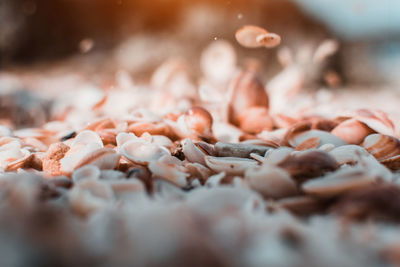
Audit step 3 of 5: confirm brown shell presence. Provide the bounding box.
[227,71,269,127]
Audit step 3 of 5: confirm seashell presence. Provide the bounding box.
[120,140,170,165]
[302,167,380,197]
[182,138,207,165]
[85,117,116,131]
[329,145,369,166]
[264,147,293,165]
[97,129,118,146]
[295,137,320,151]
[4,148,33,171]
[245,164,297,199]
[215,142,271,158]
[227,70,269,127]
[331,118,374,145]
[116,132,138,148]
[148,155,189,188]
[42,142,70,176]
[235,25,281,48]
[128,122,174,139]
[362,134,400,162]
[72,165,101,183]
[237,106,273,134]
[178,106,215,141]
[355,109,395,136]
[61,145,120,173]
[288,129,347,148]
[204,156,258,175]
[278,150,339,181]
[71,130,103,148]
[185,162,212,184]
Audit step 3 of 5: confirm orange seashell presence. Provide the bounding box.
[331,118,374,145]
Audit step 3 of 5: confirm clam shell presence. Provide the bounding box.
[362,134,400,162]
[355,109,395,136]
[120,140,170,165]
[331,118,374,145]
[264,147,293,165]
[245,165,297,199]
[204,156,258,175]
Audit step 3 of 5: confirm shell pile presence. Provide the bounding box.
[1,26,400,267]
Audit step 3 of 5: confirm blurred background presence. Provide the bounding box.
[1,0,400,84]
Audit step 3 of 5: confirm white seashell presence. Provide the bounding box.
[212,122,243,143]
[289,130,347,148]
[148,155,189,188]
[120,140,169,165]
[61,145,119,173]
[204,156,258,175]
[99,170,125,181]
[71,130,103,147]
[109,179,145,196]
[72,165,101,183]
[182,138,207,165]
[4,148,32,171]
[329,145,369,165]
[116,132,138,148]
[245,164,297,199]
[264,147,293,165]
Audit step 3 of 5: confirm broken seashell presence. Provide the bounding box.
[42,142,70,176]
[331,118,374,145]
[4,148,33,171]
[148,155,189,188]
[264,147,293,165]
[278,150,339,181]
[182,138,207,165]
[204,156,258,175]
[215,142,271,158]
[245,164,297,199]
[71,130,103,148]
[235,25,281,48]
[120,140,170,165]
